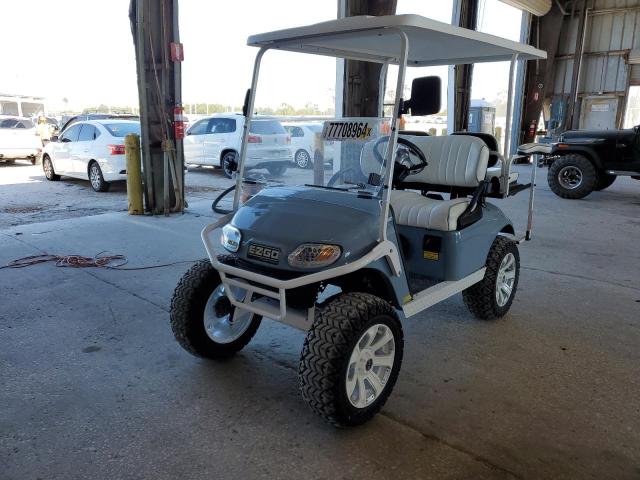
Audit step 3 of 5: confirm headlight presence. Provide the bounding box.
[221,224,241,253]
[288,243,341,268]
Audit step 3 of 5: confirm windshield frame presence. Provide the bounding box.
[232,29,409,242]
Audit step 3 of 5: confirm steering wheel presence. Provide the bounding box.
[371,136,428,185]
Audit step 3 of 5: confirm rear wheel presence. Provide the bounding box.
[42,155,60,181]
[463,236,520,320]
[88,161,110,192]
[170,258,262,359]
[595,172,616,191]
[294,149,312,169]
[299,292,403,426]
[547,154,597,199]
[221,151,237,179]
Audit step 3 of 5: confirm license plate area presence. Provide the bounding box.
[247,243,281,265]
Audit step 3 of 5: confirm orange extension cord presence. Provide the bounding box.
[0,252,197,271]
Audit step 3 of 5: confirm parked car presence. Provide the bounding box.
[59,114,139,133]
[0,116,42,164]
[282,122,335,169]
[184,114,293,178]
[42,119,140,192]
[542,126,640,198]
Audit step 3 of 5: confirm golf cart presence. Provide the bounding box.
[170,15,547,426]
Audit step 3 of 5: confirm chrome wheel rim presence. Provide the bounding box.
[495,252,516,307]
[203,284,253,344]
[558,166,583,190]
[296,150,310,168]
[346,323,395,409]
[43,158,52,177]
[89,165,101,189]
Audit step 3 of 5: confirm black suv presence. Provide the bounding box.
[542,127,640,199]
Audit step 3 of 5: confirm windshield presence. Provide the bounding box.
[102,122,141,137]
[240,116,392,198]
[249,119,286,135]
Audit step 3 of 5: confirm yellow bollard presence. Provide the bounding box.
[495,126,503,144]
[125,134,144,215]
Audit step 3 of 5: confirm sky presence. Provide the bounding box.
[1,0,523,113]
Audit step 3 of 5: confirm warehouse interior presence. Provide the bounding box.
[1,1,639,479]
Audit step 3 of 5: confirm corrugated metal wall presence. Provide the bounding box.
[552,0,640,127]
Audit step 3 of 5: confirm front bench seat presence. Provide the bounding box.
[388,135,489,231]
[390,190,470,231]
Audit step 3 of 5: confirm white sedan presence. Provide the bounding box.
[42,120,139,192]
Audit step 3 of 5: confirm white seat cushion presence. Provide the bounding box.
[390,190,470,231]
[403,135,490,187]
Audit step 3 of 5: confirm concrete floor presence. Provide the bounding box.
[1,161,639,479]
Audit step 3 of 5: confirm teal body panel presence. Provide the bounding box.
[397,203,512,282]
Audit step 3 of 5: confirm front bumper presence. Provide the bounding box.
[201,214,400,330]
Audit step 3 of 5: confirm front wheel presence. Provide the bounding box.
[463,236,520,320]
[42,155,60,181]
[89,161,110,192]
[547,154,597,199]
[299,292,403,426]
[170,258,261,359]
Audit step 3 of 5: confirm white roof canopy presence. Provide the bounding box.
[248,14,546,66]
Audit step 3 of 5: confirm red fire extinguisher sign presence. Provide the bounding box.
[170,42,184,62]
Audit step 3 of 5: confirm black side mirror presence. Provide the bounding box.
[50,135,59,142]
[403,76,441,116]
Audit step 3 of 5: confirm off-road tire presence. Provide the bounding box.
[88,161,110,192]
[595,172,616,191]
[42,155,60,180]
[299,292,403,427]
[170,257,261,359]
[462,236,520,320]
[547,154,597,199]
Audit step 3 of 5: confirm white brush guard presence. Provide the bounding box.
[201,213,403,330]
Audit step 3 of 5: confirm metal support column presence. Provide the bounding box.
[342,0,397,118]
[450,0,480,133]
[129,0,184,215]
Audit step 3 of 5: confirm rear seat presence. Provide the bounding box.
[388,135,489,231]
